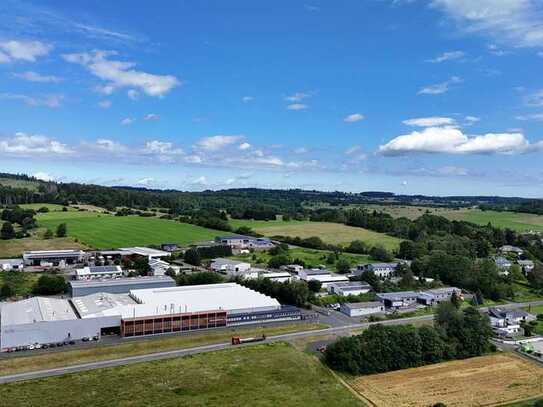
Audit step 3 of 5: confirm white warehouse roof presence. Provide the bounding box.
[1,297,77,326]
[83,283,281,319]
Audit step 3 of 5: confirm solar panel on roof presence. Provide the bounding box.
[89,266,120,273]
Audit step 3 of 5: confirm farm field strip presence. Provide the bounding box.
[349,353,543,407]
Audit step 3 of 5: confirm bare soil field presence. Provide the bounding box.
[349,353,543,407]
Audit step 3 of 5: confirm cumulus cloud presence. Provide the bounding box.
[286,103,308,110]
[92,138,126,153]
[379,126,542,155]
[344,113,365,123]
[142,140,183,157]
[238,142,251,150]
[526,89,543,107]
[464,115,480,124]
[516,112,543,121]
[345,145,361,155]
[195,135,243,151]
[403,116,456,127]
[143,113,160,121]
[0,132,72,155]
[0,40,52,63]
[242,96,254,103]
[285,92,311,102]
[431,0,543,48]
[136,177,155,186]
[62,50,180,97]
[33,172,55,182]
[426,50,465,63]
[418,76,462,95]
[127,90,139,100]
[0,93,63,108]
[13,71,62,83]
[121,117,134,125]
[98,100,112,109]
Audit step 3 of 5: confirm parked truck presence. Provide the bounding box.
[231,334,266,345]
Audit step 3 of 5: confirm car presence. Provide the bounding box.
[92,335,99,341]
[48,343,56,348]
[56,342,64,347]
[68,340,75,345]
[81,337,90,342]
[42,344,49,349]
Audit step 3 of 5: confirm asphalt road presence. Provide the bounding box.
[1,299,542,385]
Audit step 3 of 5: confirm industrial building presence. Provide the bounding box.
[69,276,176,297]
[149,259,181,276]
[297,269,349,288]
[214,235,274,250]
[0,259,24,271]
[74,265,123,280]
[340,302,384,317]
[328,281,371,296]
[259,271,292,283]
[1,283,301,351]
[23,250,86,267]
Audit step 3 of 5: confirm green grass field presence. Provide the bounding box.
[0,272,42,297]
[443,209,543,233]
[19,203,75,212]
[35,211,221,249]
[231,219,401,250]
[0,343,361,407]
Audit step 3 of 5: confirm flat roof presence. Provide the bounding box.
[330,282,371,288]
[1,297,77,326]
[23,250,84,258]
[71,292,137,318]
[70,276,175,289]
[211,258,250,266]
[83,283,280,319]
[344,301,383,309]
[119,247,171,257]
[377,291,418,300]
[0,259,24,265]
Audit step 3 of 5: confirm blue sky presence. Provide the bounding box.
[0,0,542,196]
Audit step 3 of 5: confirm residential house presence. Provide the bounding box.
[160,243,178,252]
[355,263,398,279]
[340,302,385,318]
[495,257,513,274]
[518,260,535,274]
[488,307,535,337]
[499,245,524,256]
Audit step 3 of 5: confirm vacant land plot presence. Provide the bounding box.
[36,211,220,249]
[0,271,43,297]
[0,323,325,376]
[0,343,361,407]
[233,219,400,250]
[0,236,88,257]
[350,353,543,407]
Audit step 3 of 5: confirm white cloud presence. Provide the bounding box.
[516,112,543,121]
[98,100,112,109]
[0,40,52,63]
[136,177,155,186]
[242,96,254,103]
[487,43,508,56]
[526,89,543,107]
[464,115,480,124]
[185,154,202,163]
[403,116,456,127]
[92,138,125,153]
[294,147,308,154]
[379,126,541,155]
[142,140,183,157]
[191,176,208,186]
[286,103,308,110]
[418,76,462,95]
[0,132,72,155]
[345,145,361,155]
[62,50,180,97]
[127,89,139,100]
[344,113,365,123]
[121,117,134,125]
[195,135,243,151]
[431,0,543,48]
[0,93,63,108]
[33,172,55,182]
[437,166,469,176]
[239,142,251,150]
[427,50,465,63]
[143,113,160,121]
[285,92,310,102]
[13,71,62,83]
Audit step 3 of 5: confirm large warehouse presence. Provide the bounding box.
[1,283,301,351]
[69,276,176,297]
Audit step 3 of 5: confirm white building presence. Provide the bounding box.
[356,263,398,279]
[328,281,371,296]
[0,259,24,271]
[518,260,535,274]
[340,302,384,317]
[499,245,524,255]
[23,250,86,267]
[416,287,462,306]
[376,291,419,309]
[259,271,292,283]
[210,258,252,276]
[214,235,274,250]
[75,265,123,280]
[119,247,171,259]
[149,259,181,276]
[281,264,304,274]
[297,269,349,288]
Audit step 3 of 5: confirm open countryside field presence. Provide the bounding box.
[19,203,75,212]
[35,211,221,249]
[0,236,88,257]
[0,343,361,407]
[350,353,543,407]
[231,219,401,250]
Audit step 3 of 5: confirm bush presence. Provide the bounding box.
[56,223,67,237]
[32,274,68,295]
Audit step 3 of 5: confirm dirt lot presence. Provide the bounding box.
[349,353,543,407]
